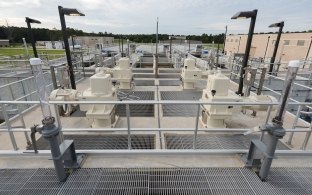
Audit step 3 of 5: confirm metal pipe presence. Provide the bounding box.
[1,127,311,133]
[261,105,273,140]
[2,149,312,156]
[3,99,312,106]
[273,60,300,124]
[30,58,52,118]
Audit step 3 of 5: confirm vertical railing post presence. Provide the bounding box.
[126,104,131,149]
[156,85,162,149]
[301,121,312,150]
[260,105,273,141]
[193,104,201,149]
[50,66,58,90]
[286,105,302,146]
[17,104,31,145]
[1,104,18,150]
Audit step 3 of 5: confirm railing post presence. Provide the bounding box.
[17,104,31,145]
[126,104,131,149]
[1,104,18,150]
[193,104,201,149]
[50,66,58,90]
[301,121,312,150]
[286,105,302,146]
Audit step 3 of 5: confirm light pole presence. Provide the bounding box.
[22,38,29,57]
[303,36,312,69]
[263,36,270,61]
[268,21,284,74]
[71,35,76,51]
[231,9,258,95]
[237,36,241,53]
[188,37,191,53]
[169,36,172,58]
[223,25,227,53]
[127,39,130,57]
[155,17,159,78]
[118,36,121,53]
[58,6,85,90]
[25,17,41,58]
[121,36,124,57]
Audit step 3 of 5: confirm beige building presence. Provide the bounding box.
[71,36,114,48]
[224,32,312,63]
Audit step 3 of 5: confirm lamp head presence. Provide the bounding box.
[25,17,41,24]
[231,9,258,19]
[269,21,284,28]
[59,6,85,16]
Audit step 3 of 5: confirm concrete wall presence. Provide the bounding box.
[72,36,114,48]
[225,33,312,63]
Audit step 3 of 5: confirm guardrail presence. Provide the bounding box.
[0,99,311,155]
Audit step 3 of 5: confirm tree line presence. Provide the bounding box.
[0,26,225,44]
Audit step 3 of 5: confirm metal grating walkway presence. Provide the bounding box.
[165,134,289,150]
[133,80,155,86]
[117,91,154,117]
[160,91,203,116]
[27,134,155,150]
[159,79,181,86]
[1,167,312,194]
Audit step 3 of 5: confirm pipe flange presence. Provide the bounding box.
[42,116,55,126]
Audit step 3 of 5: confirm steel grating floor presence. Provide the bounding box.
[133,80,155,86]
[160,91,203,117]
[158,79,181,86]
[27,134,155,150]
[1,167,312,194]
[116,91,154,117]
[165,134,289,150]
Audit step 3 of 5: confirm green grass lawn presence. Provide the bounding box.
[203,44,224,50]
[0,48,65,58]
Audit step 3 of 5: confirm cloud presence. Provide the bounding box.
[0,0,311,35]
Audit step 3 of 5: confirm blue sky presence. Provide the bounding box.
[0,0,311,35]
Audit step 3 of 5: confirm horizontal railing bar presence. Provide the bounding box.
[1,100,311,106]
[0,149,311,156]
[0,127,310,133]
